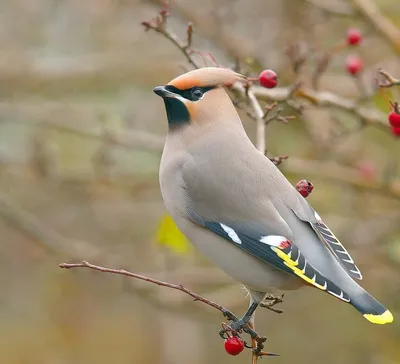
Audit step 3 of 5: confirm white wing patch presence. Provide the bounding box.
[259,235,287,247]
[220,223,242,244]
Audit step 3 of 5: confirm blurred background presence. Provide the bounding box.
[1,0,400,363]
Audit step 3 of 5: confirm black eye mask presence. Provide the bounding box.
[164,85,215,101]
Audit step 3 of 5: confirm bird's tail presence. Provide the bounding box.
[350,289,393,324]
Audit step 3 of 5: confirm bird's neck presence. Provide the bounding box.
[165,115,248,154]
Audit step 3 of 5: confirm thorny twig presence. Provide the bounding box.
[140,6,395,134]
[301,0,355,16]
[141,4,200,69]
[378,69,400,88]
[60,261,228,311]
[352,0,400,54]
[246,88,267,152]
[60,261,283,358]
[140,5,282,156]
[263,103,296,125]
[185,22,194,49]
[260,294,285,314]
[269,155,289,167]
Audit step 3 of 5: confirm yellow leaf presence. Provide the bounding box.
[156,215,191,254]
[373,88,392,113]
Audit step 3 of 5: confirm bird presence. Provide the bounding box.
[153,67,393,337]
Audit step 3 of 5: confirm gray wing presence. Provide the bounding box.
[180,157,352,301]
[189,217,352,303]
[289,199,363,281]
[181,151,362,282]
[258,160,363,281]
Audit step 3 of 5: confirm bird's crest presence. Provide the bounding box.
[168,67,247,90]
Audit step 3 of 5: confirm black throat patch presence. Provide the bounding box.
[163,98,190,128]
[162,85,215,129]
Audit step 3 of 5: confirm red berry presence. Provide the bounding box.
[391,125,400,137]
[347,28,362,46]
[224,336,244,356]
[388,111,400,127]
[346,55,363,75]
[296,179,314,198]
[259,69,278,88]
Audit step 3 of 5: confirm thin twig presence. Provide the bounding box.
[301,0,355,16]
[247,88,266,153]
[284,158,400,201]
[378,69,400,88]
[269,155,289,166]
[141,10,268,154]
[185,22,193,49]
[141,6,200,69]
[352,0,400,54]
[60,260,281,359]
[59,261,228,312]
[260,294,285,314]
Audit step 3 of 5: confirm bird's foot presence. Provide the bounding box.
[219,309,258,339]
[219,307,279,357]
[260,293,284,314]
[221,308,238,322]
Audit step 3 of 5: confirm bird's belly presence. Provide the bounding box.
[174,216,302,293]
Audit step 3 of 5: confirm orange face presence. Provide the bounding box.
[153,67,246,128]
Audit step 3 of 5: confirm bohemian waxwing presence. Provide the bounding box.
[154,67,393,334]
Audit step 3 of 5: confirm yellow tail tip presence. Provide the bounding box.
[363,310,394,324]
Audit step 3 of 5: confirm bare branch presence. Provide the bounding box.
[301,0,356,16]
[60,261,228,312]
[185,22,194,49]
[141,7,200,69]
[352,0,400,54]
[60,260,282,358]
[378,69,400,88]
[269,155,289,166]
[247,88,266,153]
[284,158,400,201]
[0,193,99,257]
[0,116,164,152]
[263,103,295,125]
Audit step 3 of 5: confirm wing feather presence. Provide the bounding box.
[311,217,363,280]
[204,221,351,303]
[291,202,363,281]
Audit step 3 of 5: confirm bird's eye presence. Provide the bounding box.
[191,88,203,100]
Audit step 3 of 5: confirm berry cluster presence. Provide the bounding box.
[347,28,362,46]
[257,29,365,87]
[389,110,400,137]
[345,28,363,75]
[257,28,399,139]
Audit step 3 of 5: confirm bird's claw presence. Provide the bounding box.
[222,308,238,321]
[219,318,258,339]
[220,304,280,357]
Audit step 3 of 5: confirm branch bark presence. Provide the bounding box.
[352,0,400,54]
[59,260,228,312]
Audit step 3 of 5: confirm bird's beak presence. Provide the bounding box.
[153,86,176,99]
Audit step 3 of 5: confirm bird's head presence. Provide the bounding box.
[153,67,246,129]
